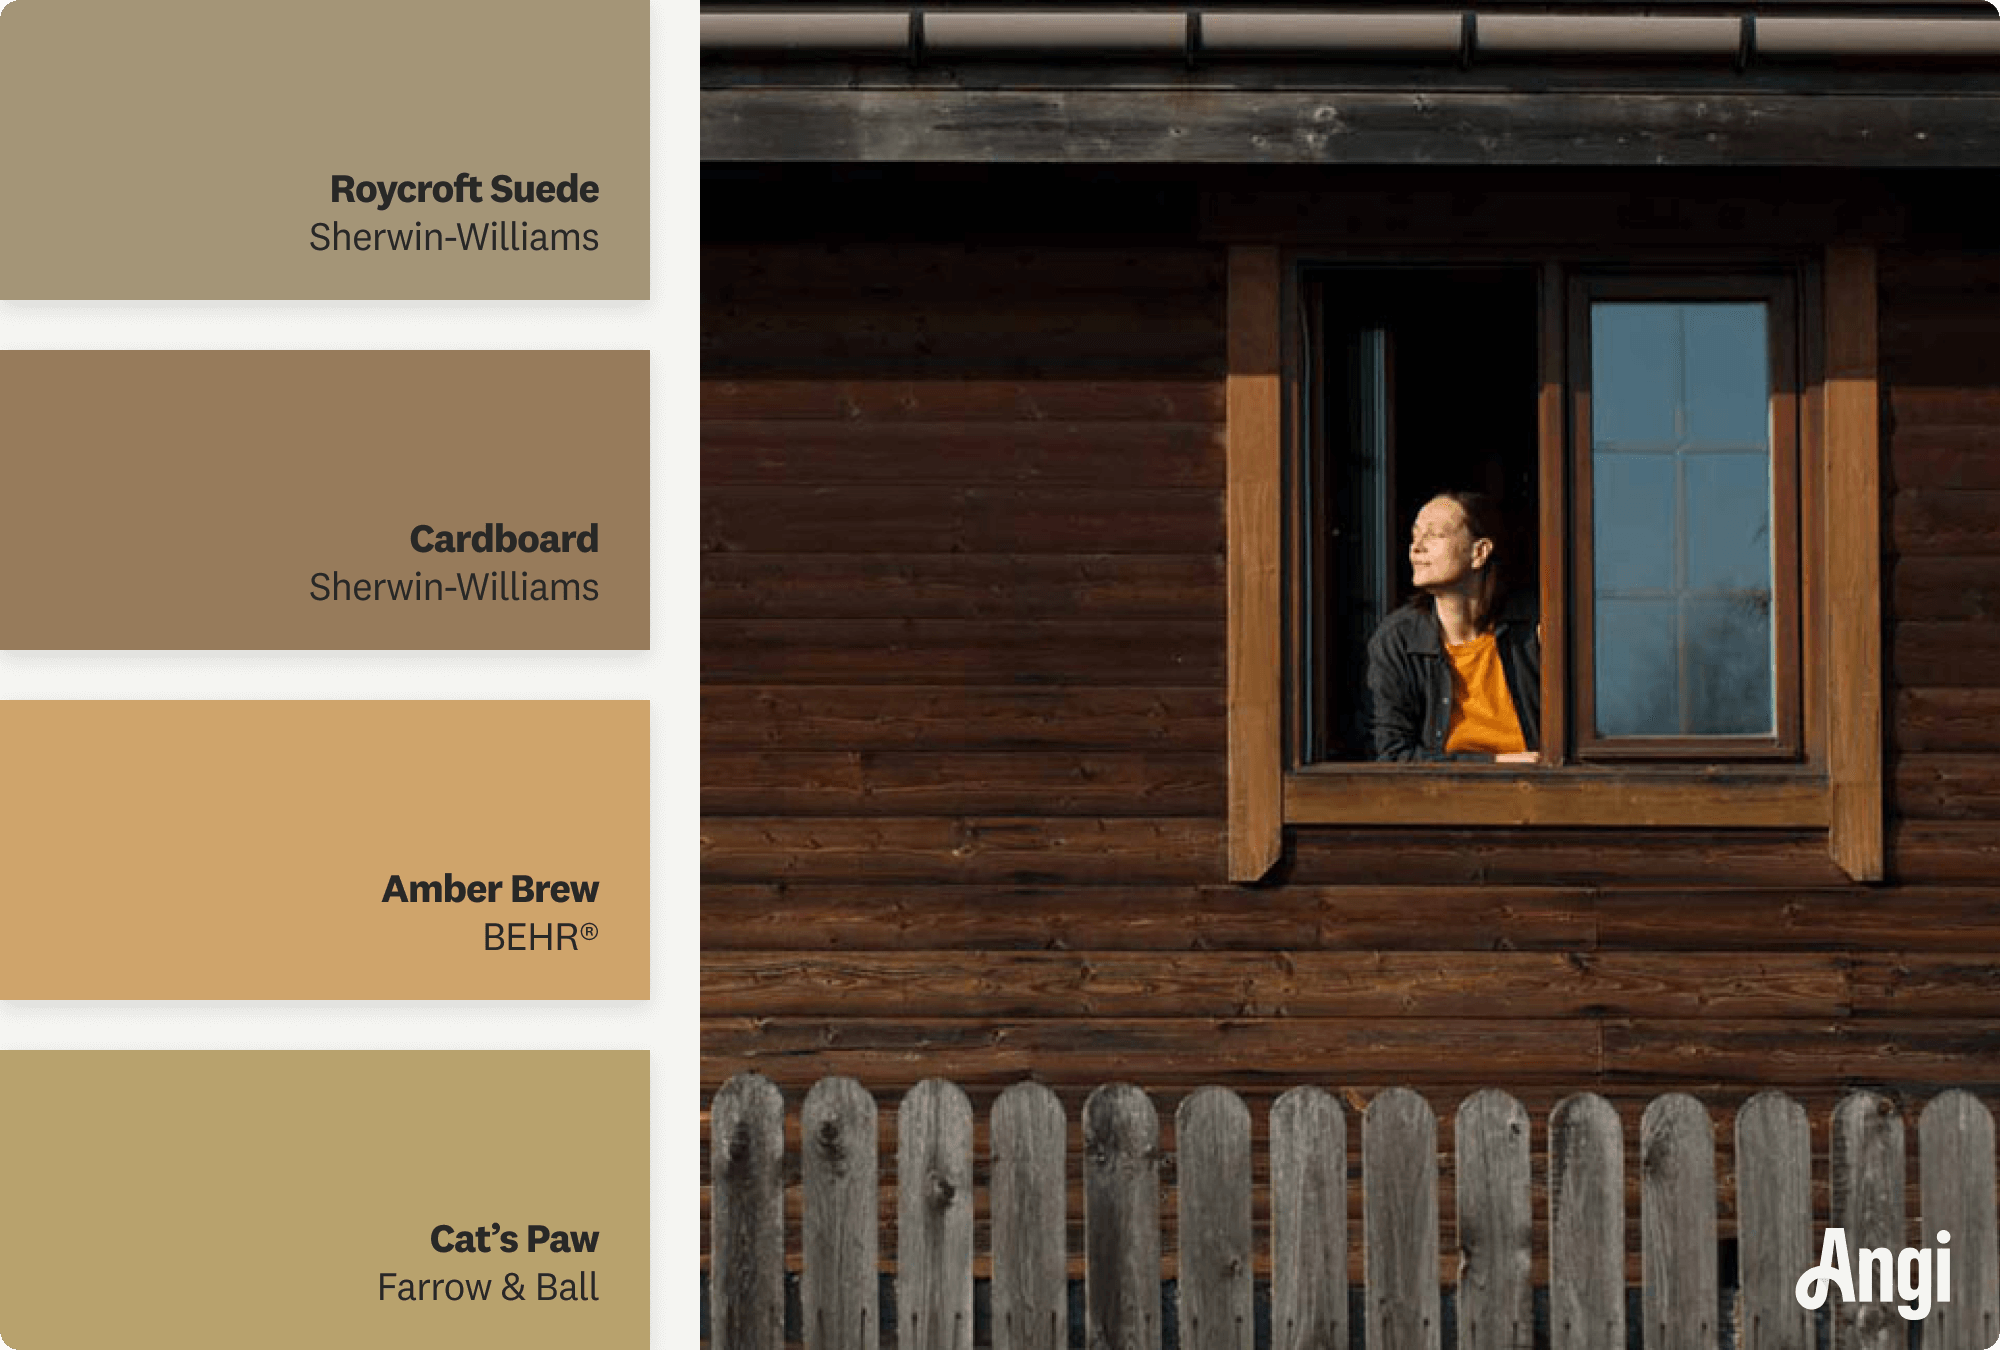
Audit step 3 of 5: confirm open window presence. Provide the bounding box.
[1225,246,1882,882]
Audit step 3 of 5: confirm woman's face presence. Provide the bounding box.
[1409,496,1491,592]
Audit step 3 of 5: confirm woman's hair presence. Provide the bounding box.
[1411,489,1507,633]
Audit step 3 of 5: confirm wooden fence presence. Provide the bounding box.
[707,1075,2000,1350]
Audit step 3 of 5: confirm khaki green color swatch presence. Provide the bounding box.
[0,351,649,650]
[0,0,647,298]
[0,1052,648,1349]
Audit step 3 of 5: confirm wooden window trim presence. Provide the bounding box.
[1223,244,1882,884]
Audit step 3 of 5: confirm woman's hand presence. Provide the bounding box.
[1494,750,1540,764]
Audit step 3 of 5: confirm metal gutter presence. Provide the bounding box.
[1198,12,1460,59]
[700,9,2000,64]
[701,12,913,56]
[1757,16,2000,58]
[924,11,1187,56]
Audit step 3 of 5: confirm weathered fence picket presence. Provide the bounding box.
[1085,1082,1162,1350]
[1365,1087,1441,1350]
[802,1076,876,1350]
[1455,1089,1531,1350]
[1641,1094,1719,1350]
[710,1071,785,1350]
[991,1081,1066,1350]
[1270,1085,1346,1350]
[898,1078,973,1350]
[705,1076,2000,1350]
[1736,1090,1811,1350]
[1550,1093,1624,1350]
[1179,1087,1254,1350]
[1919,1091,1998,1350]
[1831,1091,1906,1350]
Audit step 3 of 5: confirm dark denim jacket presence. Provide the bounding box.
[1364,593,1541,762]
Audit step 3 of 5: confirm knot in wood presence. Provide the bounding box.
[723,1119,755,1180]
[928,1169,957,1209]
[814,1117,847,1168]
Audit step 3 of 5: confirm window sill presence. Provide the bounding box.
[1284,765,1831,829]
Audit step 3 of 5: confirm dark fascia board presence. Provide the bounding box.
[702,85,2000,166]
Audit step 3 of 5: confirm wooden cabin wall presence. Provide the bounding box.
[701,176,2000,1279]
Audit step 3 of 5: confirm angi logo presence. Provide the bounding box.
[1795,1227,1951,1321]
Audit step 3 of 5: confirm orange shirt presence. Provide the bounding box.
[1443,632,1527,756]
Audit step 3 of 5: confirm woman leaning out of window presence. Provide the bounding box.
[1366,491,1541,763]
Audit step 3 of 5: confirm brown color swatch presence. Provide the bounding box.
[0,351,648,649]
[0,702,648,999]
[0,1052,647,1349]
[0,0,646,298]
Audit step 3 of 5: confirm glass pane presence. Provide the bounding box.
[1682,305,1769,448]
[1591,305,1680,447]
[1685,454,1771,593]
[1685,596,1774,735]
[1595,597,1680,737]
[1593,452,1676,593]
[1590,299,1775,739]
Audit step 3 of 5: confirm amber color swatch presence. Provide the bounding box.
[0,351,648,650]
[0,0,647,298]
[0,1052,648,1349]
[0,702,648,998]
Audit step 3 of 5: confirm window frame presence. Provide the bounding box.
[1568,272,1805,761]
[1223,243,1881,883]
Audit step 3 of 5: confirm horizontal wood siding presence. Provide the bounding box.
[702,226,2000,1272]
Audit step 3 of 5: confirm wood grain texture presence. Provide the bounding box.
[702,419,1223,488]
[701,951,1847,1020]
[897,1079,975,1350]
[703,88,2000,168]
[1894,688,2000,752]
[992,1082,1068,1350]
[1892,490,2000,557]
[1605,1019,2000,1088]
[1831,1091,1906,1350]
[1284,769,1830,829]
[1734,1091,1811,1350]
[1550,1094,1625,1350]
[1852,954,2000,1015]
[1176,1088,1253,1350]
[1641,1094,1718,1350]
[703,486,1221,555]
[1084,1083,1163,1350]
[1890,556,2000,622]
[1226,244,1283,883]
[1285,828,1848,889]
[1454,1090,1532,1350]
[710,1073,787,1350]
[1271,1086,1347,1350]
[702,553,1223,621]
[701,882,1597,952]
[1891,754,2000,820]
[1918,1091,1999,1350]
[704,1017,1602,1089]
[700,377,1226,424]
[1364,1088,1441,1350]
[701,816,1224,884]
[801,1077,877,1350]
[701,750,1222,817]
[702,619,1224,686]
[702,685,1225,752]
[1826,245,1884,882]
